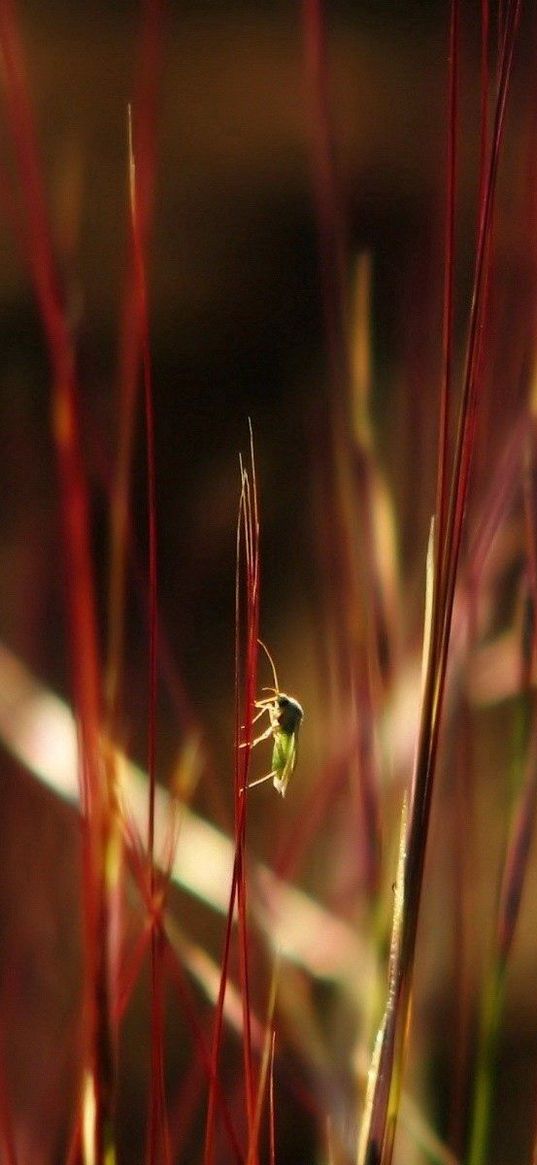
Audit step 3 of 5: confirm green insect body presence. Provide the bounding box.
[260,693,303,797]
[244,643,304,797]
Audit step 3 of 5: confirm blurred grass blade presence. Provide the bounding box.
[467,725,537,1165]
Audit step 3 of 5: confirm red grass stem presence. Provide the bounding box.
[106,0,164,736]
[359,6,522,1162]
[435,0,459,569]
[204,431,260,1165]
[0,4,117,1158]
[128,109,170,1165]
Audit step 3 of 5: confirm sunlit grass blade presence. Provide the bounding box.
[357,794,407,1165]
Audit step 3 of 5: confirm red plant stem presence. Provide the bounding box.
[472,0,494,497]
[435,0,459,574]
[128,114,169,1165]
[163,942,243,1163]
[411,0,520,1039]
[106,0,164,734]
[148,925,170,1165]
[65,1116,82,1165]
[438,10,465,1150]
[203,850,243,1165]
[436,0,521,677]
[167,1058,204,1164]
[117,831,243,1163]
[361,6,522,1162]
[236,438,260,1152]
[0,1,102,815]
[116,923,153,1024]
[129,111,158,902]
[0,4,112,1159]
[204,439,259,1165]
[479,0,490,208]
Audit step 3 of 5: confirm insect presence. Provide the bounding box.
[242,640,304,797]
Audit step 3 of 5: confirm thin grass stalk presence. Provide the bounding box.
[0,1,103,825]
[121,792,243,1163]
[357,794,409,1165]
[466,446,537,1165]
[445,4,481,1145]
[269,1032,276,1165]
[203,437,260,1165]
[479,0,490,202]
[105,0,164,736]
[396,3,519,1140]
[104,4,164,1056]
[0,6,114,1160]
[414,0,521,982]
[472,0,493,483]
[448,696,475,1157]
[358,7,522,1162]
[235,435,261,1158]
[436,0,521,650]
[435,0,459,565]
[162,941,243,1164]
[128,105,157,935]
[66,1115,84,1165]
[167,1056,204,1164]
[128,111,170,1165]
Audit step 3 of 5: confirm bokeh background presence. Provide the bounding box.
[2,2,537,1163]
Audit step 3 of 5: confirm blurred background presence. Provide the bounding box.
[2,2,537,1162]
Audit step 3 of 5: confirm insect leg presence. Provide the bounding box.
[251,705,270,726]
[246,770,277,790]
[239,721,274,750]
[239,704,269,736]
[251,723,275,747]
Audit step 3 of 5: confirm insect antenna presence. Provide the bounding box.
[257,638,280,694]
